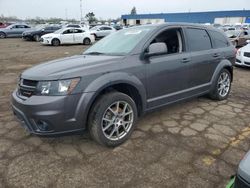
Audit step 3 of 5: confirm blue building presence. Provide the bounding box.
[121,10,250,25]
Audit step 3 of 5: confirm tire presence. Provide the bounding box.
[83,38,91,45]
[0,32,6,39]
[51,38,60,46]
[88,92,138,147]
[209,69,232,101]
[33,34,40,42]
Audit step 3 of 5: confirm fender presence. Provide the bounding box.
[75,72,147,128]
[210,59,233,86]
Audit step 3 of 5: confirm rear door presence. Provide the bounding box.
[184,27,216,91]
[73,29,85,43]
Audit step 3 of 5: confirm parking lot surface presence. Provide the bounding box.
[0,39,250,188]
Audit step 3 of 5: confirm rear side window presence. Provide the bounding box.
[209,30,229,48]
[186,28,212,51]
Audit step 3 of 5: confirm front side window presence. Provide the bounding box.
[63,29,74,34]
[186,28,212,51]
[84,25,155,55]
[209,30,229,48]
[103,27,112,30]
[149,28,184,54]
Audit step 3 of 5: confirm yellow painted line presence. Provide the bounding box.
[202,156,216,166]
[202,126,250,166]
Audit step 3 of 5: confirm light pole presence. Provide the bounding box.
[80,0,83,22]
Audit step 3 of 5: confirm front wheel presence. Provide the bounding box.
[33,34,40,42]
[51,38,60,46]
[88,92,137,147]
[209,69,232,100]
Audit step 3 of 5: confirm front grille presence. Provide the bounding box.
[234,175,250,188]
[18,79,38,97]
[245,62,250,65]
[244,52,250,58]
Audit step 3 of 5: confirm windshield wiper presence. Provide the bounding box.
[84,52,105,55]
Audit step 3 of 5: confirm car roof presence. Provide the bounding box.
[129,22,222,33]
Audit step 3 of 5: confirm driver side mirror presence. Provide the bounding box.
[97,29,100,31]
[246,40,250,44]
[144,42,168,58]
[41,28,45,32]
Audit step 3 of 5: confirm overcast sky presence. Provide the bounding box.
[0,0,249,20]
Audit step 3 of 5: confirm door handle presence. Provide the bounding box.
[213,53,220,58]
[181,58,190,63]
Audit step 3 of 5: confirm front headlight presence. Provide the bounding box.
[36,78,80,96]
[44,36,52,39]
[237,49,241,56]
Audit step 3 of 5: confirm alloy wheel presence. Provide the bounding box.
[217,71,231,97]
[101,101,134,141]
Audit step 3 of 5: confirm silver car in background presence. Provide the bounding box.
[0,23,31,38]
[90,25,116,39]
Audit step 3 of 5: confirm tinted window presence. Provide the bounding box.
[63,29,74,34]
[186,28,212,51]
[103,27,112,30]
[209,30,229,48]
[73,29,83,33]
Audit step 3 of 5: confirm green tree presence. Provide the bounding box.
[85,12,97,24]
[130,6,137,15]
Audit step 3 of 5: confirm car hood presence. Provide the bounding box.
[239,44,250,52]
[21,55,124,80]
[238,150,250,182]
[41,33,57,38]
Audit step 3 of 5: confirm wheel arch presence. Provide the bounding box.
[0,31,6,37]
[76,72,147,130]
[211,59,233,85]
[51,38,60,45]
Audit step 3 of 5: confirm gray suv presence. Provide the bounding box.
[11,23,235,147]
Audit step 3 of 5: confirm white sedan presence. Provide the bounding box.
[41,27,95,46]
[236,40,250,67]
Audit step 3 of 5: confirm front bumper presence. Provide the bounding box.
[11,89,94,136]
[235,55,250,67]
[40,38,51,45]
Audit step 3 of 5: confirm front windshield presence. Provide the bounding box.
[84,26,155,55]
[226,30,240,38]
[54,28,64,34]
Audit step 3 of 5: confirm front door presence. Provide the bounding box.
[61,29,74,44]
[144,28,191,109]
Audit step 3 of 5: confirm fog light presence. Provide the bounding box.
[36,120,53,132]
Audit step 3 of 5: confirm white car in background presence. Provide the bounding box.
[90,25,116,39]
[41,27,94,46]
[236,40,250,67]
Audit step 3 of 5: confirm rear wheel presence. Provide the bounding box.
[51,38,60,46]
[33,34,40,42]
[209,69,231,100]
[88,92,137,147]
[0,32,6,38]
[83,38,91,45]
